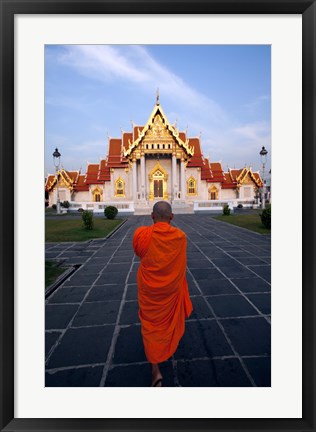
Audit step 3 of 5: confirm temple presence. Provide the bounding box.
[45,99,263,214]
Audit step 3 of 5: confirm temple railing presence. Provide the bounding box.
[193,199,258,212]
[68,201,135,214]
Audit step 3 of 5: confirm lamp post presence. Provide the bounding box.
[53,148,61,214]
[259,146,268,209]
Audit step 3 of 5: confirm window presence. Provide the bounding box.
[115,178,125,197]
[209,185,219,200]
[93,188,102,202]
[187,177,197,195]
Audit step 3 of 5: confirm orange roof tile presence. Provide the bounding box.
[209,162,225,183]
[74,174,89,191]
[187,138,204,168]
[97,159,111,182]
[123,132,133,152]
[85,164,103,185]
[133,126,144,141]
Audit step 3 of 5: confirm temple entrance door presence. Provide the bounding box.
[154,179,163,198]
[148,162,168,200]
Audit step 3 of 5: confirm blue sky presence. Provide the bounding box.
[45,44,271,176]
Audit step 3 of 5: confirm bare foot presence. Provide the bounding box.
[151,364,163,386]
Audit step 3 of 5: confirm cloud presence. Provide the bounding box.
[234,121,271,141]
[57,45,227,125]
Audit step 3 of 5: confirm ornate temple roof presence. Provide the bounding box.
[123,102,194,158]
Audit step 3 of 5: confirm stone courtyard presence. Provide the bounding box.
[45,214,271,387]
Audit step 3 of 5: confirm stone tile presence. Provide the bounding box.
[247,265,271,283]
[97,271,128,284]
[174,320,234,360]
[47,286,90,304]
[226,250,253,258]
[105,263,132,273]
[220,317,271,356]
[211,258,238,267]
[243,356,271,386]
[190,268,225,281]
[206,295,259,318]
[47,325,115,368]
[187,279,201,296]
[125,284,138,300]
[119,301,140,325]
[75,264,105,274]
[112,325,146,364]
[177,358,252,387]
[72,301,121,327]
[245,293,271,315]
[132,262,140,272]
[86,284,124,302]
[189,296,214,320]
[127,271,137,284]
[46,365,104,387]
[64,273,99,287]
[237,257,268,266]
[45,304,79,330]
[232,277,271,293]
[187,259,213,269]
[45,331,62,356]
[110,256,133,264]
[218,266,256,279]
[197,279,238,296]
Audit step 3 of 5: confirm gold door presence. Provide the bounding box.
[154,179,163,198]
[148,162,168,200]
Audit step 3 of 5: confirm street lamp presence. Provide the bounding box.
[259,146,268,209]
[53,148,61,214]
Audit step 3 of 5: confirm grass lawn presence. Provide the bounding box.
[45,260,67,288]
[215,212,270,234]
[45,217,124,242]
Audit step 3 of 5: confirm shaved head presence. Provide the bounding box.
[152,201,173,223]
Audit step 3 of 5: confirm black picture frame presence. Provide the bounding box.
[1,0,315,431]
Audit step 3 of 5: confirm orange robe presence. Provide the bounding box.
[133,222,193,363]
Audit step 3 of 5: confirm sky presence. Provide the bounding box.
[45,44,271,176]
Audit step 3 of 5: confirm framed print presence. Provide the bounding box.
[1,0,315,431]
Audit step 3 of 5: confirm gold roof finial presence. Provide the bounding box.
[156,88,160,105]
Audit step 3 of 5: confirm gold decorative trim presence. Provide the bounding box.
[114,177,126,198]
[124,104,194,158]
[187,176,198,196]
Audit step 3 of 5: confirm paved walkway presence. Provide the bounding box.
[45,214,271,387]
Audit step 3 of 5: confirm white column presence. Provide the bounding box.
[172,153,177,200]
[140,155,145,199]
[132,159,137,202]
[180,158,185,200]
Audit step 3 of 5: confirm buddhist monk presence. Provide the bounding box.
[133,201,193,387]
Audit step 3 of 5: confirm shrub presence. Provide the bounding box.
[260,206,271,229]
[77,208,84,213]
[223,204,231,216]
[82,210,94,230]
[61,200,70,208]
[104,205,118,219]
[52,204,57,210]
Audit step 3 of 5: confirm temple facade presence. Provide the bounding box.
[45,99,263,214]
